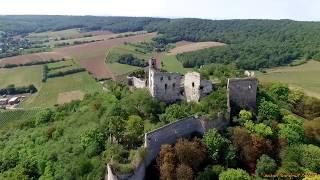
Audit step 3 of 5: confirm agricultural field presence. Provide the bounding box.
[167,41,226,55]
[27,28,113,43]
[256,60,320,98]
[161,55,193,74]
[47,59,80,73]
[0,65,42,88]
[22,71,102,107]
[45,31,143,47]
[0,52,68,67]
[107,62,141,76]
[55,32,156,80]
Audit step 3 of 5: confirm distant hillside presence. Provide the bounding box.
[2,16,320,69]
[146,19,320,69]
[0,15,167,35]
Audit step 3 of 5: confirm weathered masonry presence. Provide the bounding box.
[106,114,229,180]
[128,57,213,103]
[227,78,258,118]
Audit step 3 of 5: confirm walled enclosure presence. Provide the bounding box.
[106,114,229,180]
[227,78,258,118]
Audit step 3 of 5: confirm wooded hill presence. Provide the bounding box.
[146,19,320,69]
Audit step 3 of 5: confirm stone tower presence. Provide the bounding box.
[148,57,182,103]
[184,72,201,102]
[227,78,258,118]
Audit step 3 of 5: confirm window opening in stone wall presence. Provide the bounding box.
[192,82,195,87]
[165,84,168,90]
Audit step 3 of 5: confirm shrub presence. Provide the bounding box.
[219,168,251,180]
[255,154,277,177]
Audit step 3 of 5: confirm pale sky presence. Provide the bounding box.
[1,0,319,21]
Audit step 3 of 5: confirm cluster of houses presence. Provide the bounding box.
[0,96,24,109]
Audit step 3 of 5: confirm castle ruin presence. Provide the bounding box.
[227,78,258,118]
[128,57,213,103]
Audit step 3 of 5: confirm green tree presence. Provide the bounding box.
[125,115,144,145]
[219,168,251,180]
[244,120,273,138]
[35,109,54,125]
[258,100,280,125]
[203,129,228,162]
[160,104,191,123]
[269,83,289,102]
[80,128,104,149]
[278,115,304,144]
[301,144,320,173]
[255,154,277,177]
[103,116,125,142]
[239,110,253,124]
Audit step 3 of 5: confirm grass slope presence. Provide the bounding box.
[256,60,320,98]
[161,55,193,74]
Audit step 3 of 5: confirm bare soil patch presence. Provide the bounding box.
[168,41,226,55]
[0,52,69,67]
[57,90,85,104]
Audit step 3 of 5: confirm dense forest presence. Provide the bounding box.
[0,16,166,36]
[146,19,320,69]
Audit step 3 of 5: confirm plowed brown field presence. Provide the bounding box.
[0,52,68,67]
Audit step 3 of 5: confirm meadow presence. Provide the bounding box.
[161,55,193,74]
[22,71,102,108]
[0,65,43,88]
[256,60,320,98]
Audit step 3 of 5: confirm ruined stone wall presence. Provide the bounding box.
[106,115,229,180]
[128,77,147,89]
[184,72,201,102]
[149,70,182,103]
[200,80,213,97]
[227,78,258,118]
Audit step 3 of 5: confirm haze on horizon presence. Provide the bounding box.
[1,0,320,21]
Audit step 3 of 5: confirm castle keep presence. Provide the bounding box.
[128,58,213,103]
[227,78,258,117]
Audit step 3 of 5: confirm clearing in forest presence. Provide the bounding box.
[167,41,226,55]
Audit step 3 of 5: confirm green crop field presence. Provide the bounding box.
[27,28,82,42]
[0,65,43,88]
[161,55,193,74]
[47,59,80,73]
[107,63,141,76]
[106,43,150,76]
[22,71,102,108]
[256,60,320,98]
[106,44,150,63]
